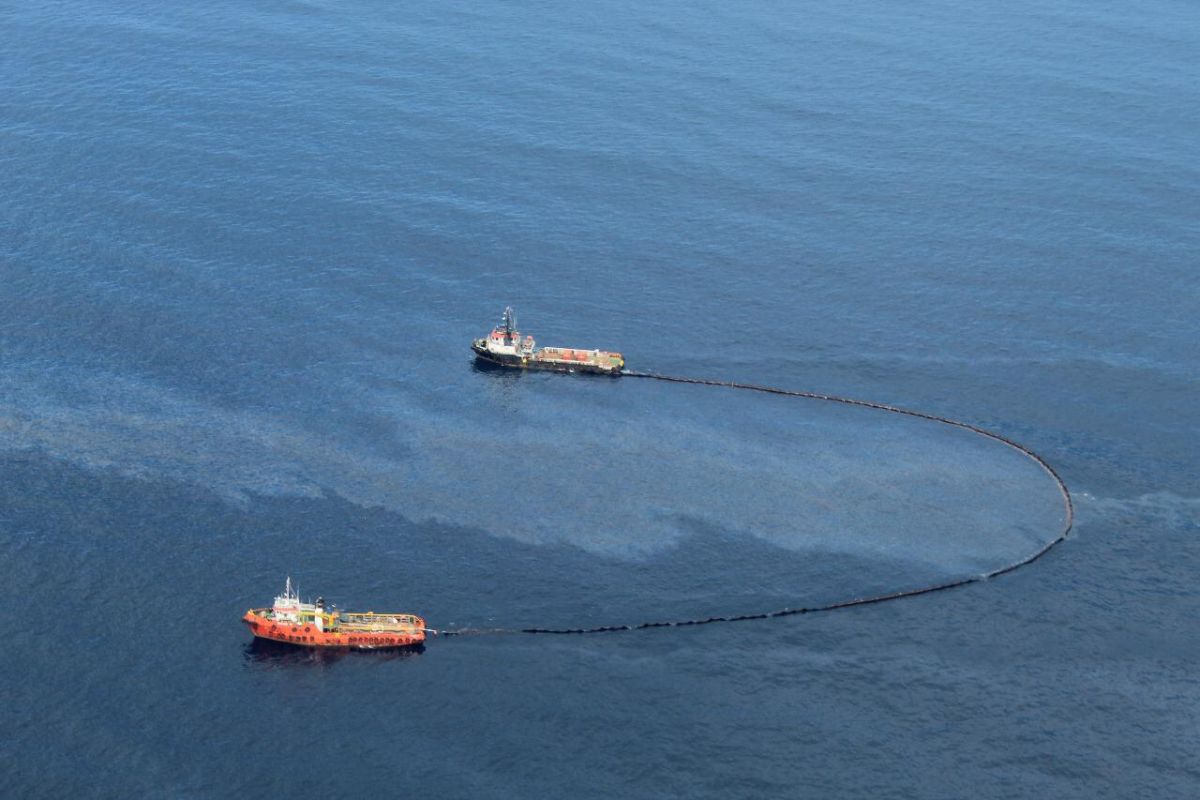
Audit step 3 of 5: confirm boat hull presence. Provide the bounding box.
[471,343,622,376]
[242,610,425,650]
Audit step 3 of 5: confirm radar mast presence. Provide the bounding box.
[502,306,518,342]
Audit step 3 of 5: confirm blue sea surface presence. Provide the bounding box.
[2,1,1198,797]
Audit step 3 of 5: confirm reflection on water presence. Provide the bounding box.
[469,357,515,377]
[471,356,536,412]
[242,637,425,669]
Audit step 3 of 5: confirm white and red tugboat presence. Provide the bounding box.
[472,307,625,375]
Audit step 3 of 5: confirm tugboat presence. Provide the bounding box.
[242,578,426,650]
[472,307,625,375]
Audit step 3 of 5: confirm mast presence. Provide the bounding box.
[502,306,517,343]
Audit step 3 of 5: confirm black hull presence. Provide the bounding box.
[471,345,622,376]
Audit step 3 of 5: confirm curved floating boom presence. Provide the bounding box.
[443,368,1074,637]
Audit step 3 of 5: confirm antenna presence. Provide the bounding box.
[503,306,517,340]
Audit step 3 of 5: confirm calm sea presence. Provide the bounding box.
[2,0,1198,797]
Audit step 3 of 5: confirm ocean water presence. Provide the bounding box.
[2,0,1198,797]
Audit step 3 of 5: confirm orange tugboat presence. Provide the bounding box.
[242,578,426,649]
